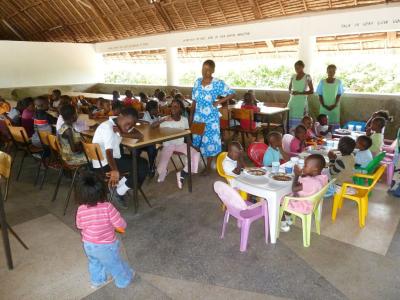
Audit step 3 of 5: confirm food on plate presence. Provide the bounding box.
[246,168,266,176]
[334,128,351,135]
[272,174,292,182]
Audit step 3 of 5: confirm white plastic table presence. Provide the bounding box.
[231,173,292,244]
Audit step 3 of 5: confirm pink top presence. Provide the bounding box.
[76,202,126,244]
[290,137,305,153]
[288,174,328,214]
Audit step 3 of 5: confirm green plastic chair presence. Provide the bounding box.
[278,179,336,247]
[354,152,385,186]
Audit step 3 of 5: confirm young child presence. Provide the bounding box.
[263,131,289,167]
[110,100,123,116]
[301,115,315,139]
[139,92,148,104]
[32,96,57,147]
[75,171,134,289]
[58,104,87,165]
[112,90,120,102]
[366,110,392,131]
[155,99,200,188]
[290,125,307,153]
[141,100,160,125]
[328,136,356,193]
[240,92,260,130]
[0,97,11,115]
[7,97,30,125]
[367,117,385,155]
[157,90,168,107]
[21,97,35,137]
[222,141,246,180]
[282,154,328,231]
[50,89,61,110]
[123,90,135,107]
[355,135,373,169]
[314,114,331,137]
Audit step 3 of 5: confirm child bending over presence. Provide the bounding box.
[366,117,385,155]
[75,171,134,289]
[355,135,373,169]
[222,141,246,181]
[290,125,307,153]
[263,132,289,167]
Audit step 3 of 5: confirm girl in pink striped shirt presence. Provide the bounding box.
[75,171,134,289]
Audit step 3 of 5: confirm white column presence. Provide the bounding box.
[298,35,316,74]
[166,47,178,86]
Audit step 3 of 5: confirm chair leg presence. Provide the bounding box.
[305,215,312,247]
[387,163,394,186]
[239,220,250,252]
[16,152,27,180]
[52,169,64,202]
[220,211,229,239]
[34,159,43,186]
[6,223,29,250]
[177,155,184,168]
[200,153,206,167]
[331,194,340,221]
[139,187,152,208]
[263,204,269,244]
[39,166,48,190]
[170,157,178,171]
[4,178,10,202]
[358,200,363,228]
[63,168,80,216]
[314,210,321,235]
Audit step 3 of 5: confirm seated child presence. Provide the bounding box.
[50,89,61,110]
[21,97,35,137]
[141,100,160,125]
[7,97,31,125]
[263,131,289,167]
[328,136,356,193]
[301,115,316,140]
[139,92,148,104]
[123,90,135,107]
[112,90,120,101]
[355,135,373,169]
[155,99,200,188]
[281,154,328,232]
[58,104,87,165]
[0,97,11,115]
[314,114,331,137]
[56,95,73,132]
[222,141,245,180]
[75,171,134,289]
[290,125,307,153]
[157,90,168,107]
[110,100,123,116]
[366,117,385,155]
[366,110,392,131]
[32,96,57,147]
[240,92,260,130]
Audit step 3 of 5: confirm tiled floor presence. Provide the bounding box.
[1,156,400,299]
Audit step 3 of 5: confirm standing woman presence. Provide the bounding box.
[316,64,344,130]
[190,60,236,175]
[287,60,314,130]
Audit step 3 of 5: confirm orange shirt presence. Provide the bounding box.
[240,104,260,130]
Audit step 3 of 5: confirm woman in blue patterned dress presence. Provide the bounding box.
[190,60,236,175]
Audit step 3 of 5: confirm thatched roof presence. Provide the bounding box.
[0,0,397,43]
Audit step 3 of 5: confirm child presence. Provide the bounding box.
[139,92,148,104]
[366,117,385,155]
[314,114,331,137]
[0,97,11,115]
[155,99,200,188]
[282,154,328,231]
[222,141,245,180]
[32,96,57,147]
[240,92,260,130]
[141,100,160,125]
[112,90,120,101]
[75,171,134,289]
[366,110,392,130]
[355,135,373,169]
[301,115,315,139]
[7,97,31,125]
[50,89,62,110]
[157,90,168,107]
[290,125,307,153]
[328,136,356,193]
[263,131,289,167]
[21,97,35,137]
[58,104,87,165]
[123,90,135,107]
[110,100,123,116]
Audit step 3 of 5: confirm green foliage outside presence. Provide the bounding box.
[105,62,400,94]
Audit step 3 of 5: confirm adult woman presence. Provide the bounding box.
[287,60,314,130]
[316,64,344,130]
[191,60,235,175]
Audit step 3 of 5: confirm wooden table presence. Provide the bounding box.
[229,102,290,133]
[66,92,114,101]
[82,122,192,213]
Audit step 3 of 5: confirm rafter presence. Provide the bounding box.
[154,2,176,31]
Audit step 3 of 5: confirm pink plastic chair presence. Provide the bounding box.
[247,142,268,167]
[213,181,269,252]
[382,153,395,186]
[282,133,298,157]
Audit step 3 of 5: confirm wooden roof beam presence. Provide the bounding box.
[248,0,262,19]
[154,2,176,31]
[2,19,24,40]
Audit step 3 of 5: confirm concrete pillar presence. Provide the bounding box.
[298,35,316,74]
[166,47,178,86]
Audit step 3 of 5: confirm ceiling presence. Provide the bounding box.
[0,0,397,43]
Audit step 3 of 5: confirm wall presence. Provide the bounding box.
[0,41,103,89]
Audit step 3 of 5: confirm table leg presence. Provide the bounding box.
[131,149,139,213]
[0,188,13,269]
[266,197,279,244]
[285,110,289,133]
[186,138,192,193]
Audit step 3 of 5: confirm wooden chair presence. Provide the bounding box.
[230,108,264,148]
[7,125,43,182]
[82,142,152,208]
[0,117,13,153]
[48,135,88,215]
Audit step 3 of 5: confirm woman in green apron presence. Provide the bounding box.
[316,64,344,130]
[287,60,314,130]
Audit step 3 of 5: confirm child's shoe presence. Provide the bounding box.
[176,170,188,189]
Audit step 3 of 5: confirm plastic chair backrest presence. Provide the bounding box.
[216,152,232,181]
[363,152,385,174]
[214,181,248,211]
[247,142,268,167]
[38,130,51,146]
[0,151,11,179]
[8,126,29,144]
[282,134,294,153]
[309,179,336,211]
[82,142,104,162]
[47,134,60,153]
[230,108,253,123]
[365,165,386,192]
[190,122,205,136]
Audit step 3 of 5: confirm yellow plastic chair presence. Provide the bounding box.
[216,152,247,200]
[278,179,335,247]
[332,165,386,228]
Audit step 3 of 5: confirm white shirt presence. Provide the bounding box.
[160,116,189,146]
[56,115,88,133]
[222,155,238,178]
[141,111,160,124]
[91,117,122,168]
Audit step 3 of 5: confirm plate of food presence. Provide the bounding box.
[244,167,267,177]
[334,128,351,135]
[268,173,293,184]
